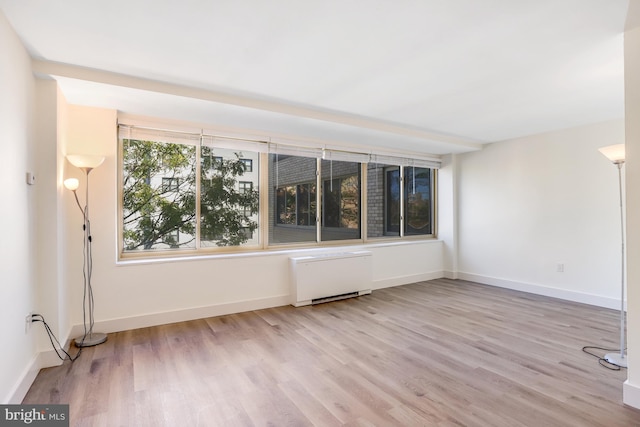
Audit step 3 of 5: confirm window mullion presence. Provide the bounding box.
[316,158,321,243]
[361,163,367,241]
[259,152,269,248]
[399,166,405,238]
[195,136,202,249]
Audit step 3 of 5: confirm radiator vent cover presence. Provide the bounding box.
[289,251,373,307]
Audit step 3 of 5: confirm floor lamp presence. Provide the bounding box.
[64,154,108,347]
[598,144,626,367]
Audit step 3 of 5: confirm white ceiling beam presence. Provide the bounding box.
[32,59,482,151]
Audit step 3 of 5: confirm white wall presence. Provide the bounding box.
[623,4,640,407]
[438,153,459,277]
[60,105,444,335]
[33,80,68,368]
[454,120,625,308]
[0,10,39,403]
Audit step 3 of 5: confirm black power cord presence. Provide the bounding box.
[31,314,82,362]
[582,346,626,371]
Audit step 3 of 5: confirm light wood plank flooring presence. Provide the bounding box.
[24,279,640,426]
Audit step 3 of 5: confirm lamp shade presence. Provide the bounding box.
[66,154,105,171]
[63,178,80,191]
[598,144,625,164]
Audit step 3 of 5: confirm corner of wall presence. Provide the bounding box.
[624,380,640,409]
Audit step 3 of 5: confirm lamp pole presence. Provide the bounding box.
[605,162,626,367]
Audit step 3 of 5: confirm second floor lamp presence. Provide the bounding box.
[598,144,626,367]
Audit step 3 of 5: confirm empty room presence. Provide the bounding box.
[2,1,640,425]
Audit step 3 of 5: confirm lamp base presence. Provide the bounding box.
[74,332,108,348]
[604,352,627,368]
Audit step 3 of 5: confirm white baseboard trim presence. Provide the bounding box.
[69,294,291,337]
[6,349,65,404]
[38,349,66,370]
[5,355,39,404]
[443,270,459,280]
[456,272,618,309]
[373,271,444,290]
[624,380,640,409]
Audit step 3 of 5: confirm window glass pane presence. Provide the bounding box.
[297,183,317,226]
[200,147,260,247]
[404,167,432,236]
[269,154,317,244]
[386,168,401,235]
[320,159,361,241]
[367,164,400,238]
[122,139,197,251]
[280,186,297,224]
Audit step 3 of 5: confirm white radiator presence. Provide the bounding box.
[289,251,372,306]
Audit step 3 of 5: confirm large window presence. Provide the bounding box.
[269,155,318,244]
[404,166,432,236]
[320,159,361,241]
[268,155,361,244]
[121,128,260,253]
[367,163,434,238]
[120,124,437,258]
[122,138,197,251]
[199,146,260,248]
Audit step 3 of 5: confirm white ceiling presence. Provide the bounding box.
[0,0,629,155]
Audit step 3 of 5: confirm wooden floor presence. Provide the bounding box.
[24,279,640,426]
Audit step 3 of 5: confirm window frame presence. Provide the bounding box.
[161,177,180,193]
[319,163,362,242]
[240,158,253,172]
[383,166,401,236]
[238,181,253,194]
[403,166,433,237]
[117,123,438,260]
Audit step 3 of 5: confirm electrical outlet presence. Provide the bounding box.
[26,172,36,185]
[25,312,33,333]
